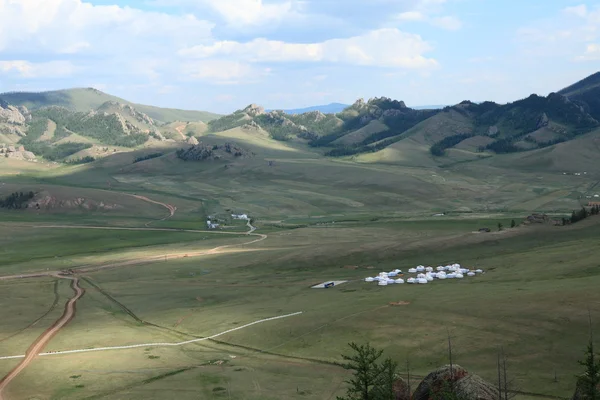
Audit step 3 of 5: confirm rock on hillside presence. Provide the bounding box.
[27,193,123,211]
[97,101,155,126]
[176,142,254,161]
[0,99,30,125]
[413,365,498,400]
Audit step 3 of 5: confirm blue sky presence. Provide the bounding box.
[0,0,599,114]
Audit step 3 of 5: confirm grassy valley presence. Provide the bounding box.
[0,72,599,400]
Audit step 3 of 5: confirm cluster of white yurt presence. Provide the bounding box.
[363,263,484,286]
[365,269,406,286]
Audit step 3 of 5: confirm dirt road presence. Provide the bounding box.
[0,276,84,400]
[124,193,176,227]
[174,124,186,140]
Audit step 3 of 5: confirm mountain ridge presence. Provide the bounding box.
[0,88,221,124]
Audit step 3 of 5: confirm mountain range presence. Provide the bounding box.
[270,103,448,114]
[1,71,599,167]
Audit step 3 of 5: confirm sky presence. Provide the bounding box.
[0,0,599,114]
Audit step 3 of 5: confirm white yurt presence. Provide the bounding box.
[386,278,396,284]
[407,277,416,284]
[447,273,456,279]
[395,278,405,284]
[417,273,426,279]
[475,269,483,273]
[365,277,374,282]
[430,272,438,278]
[467,272,475,277]
[378,280,388,286]
[388,271,398,277]
[408,268,417,273]
[417,278,428,284]
[416,266,425,272]
[425,266,434,272]
[425,274,434,282]
[436,266,445,271]
[437,273,447,280]
[455,273,464,279]
[394,269,402,274]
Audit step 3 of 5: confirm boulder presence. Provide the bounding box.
[413,365,498,400]
[392,377,410,400]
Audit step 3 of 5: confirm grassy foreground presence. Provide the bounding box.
[0,213,599,399]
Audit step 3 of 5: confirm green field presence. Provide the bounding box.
[0,134,598,399]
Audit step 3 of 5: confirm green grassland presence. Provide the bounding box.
[1,123,599,399]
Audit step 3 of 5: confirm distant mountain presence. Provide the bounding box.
[411,105,448,110]
[0,88,221,124]
[205,71,600,160]
[269,103,350,114]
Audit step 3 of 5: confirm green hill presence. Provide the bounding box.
[0,88,221,123]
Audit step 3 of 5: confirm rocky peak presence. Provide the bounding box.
[242,104,265,117]
[304,110,326,121]
[351,98,367,108]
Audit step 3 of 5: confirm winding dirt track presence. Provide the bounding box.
[0,277,84,400]
[0,194,264,400]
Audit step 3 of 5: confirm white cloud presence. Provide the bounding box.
[563,4,588,18]
[396,11,426,21]
[203,0,295,26]
[0,60,76,78]
[181,60,271,84]
[394,10,461,31]
[431,16,462,31]
[0,0,214,55]
[179,29,438,69]
[149,0,299,29]
[516,4,600,59]
[576,43,600,60]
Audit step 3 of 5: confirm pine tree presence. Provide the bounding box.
[337,343,398,400]
[510,219,516,228]
[498,223,503,231]
[577,341,600,399]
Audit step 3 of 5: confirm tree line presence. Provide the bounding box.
[133,152,163,163]
[430,133,473,156]
[0,191,34,209]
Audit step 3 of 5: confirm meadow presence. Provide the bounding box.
[0,134,598,399]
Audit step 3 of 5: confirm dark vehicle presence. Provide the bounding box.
[324,282,335,288]
[478,228,491,233]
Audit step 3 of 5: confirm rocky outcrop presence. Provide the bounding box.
[176,142,253,161]
[242,104,265,117]
[241,120,261,131]
[536,112,549,129]
[0,143,37,160]
[413,365,498,400]
[392,377,410,400]
[0,101,29,125]
[28,195,123,211]
[97,101,155,126]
